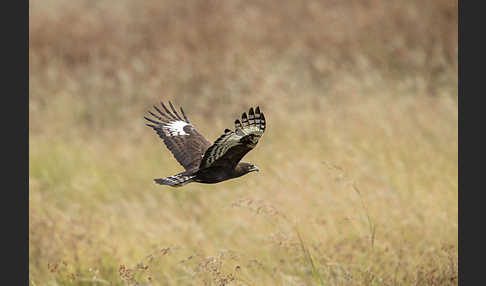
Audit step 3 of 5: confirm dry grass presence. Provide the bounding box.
[30,1,457,285]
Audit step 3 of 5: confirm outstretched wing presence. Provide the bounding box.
[145,101,212,171]
[200,106,266,169]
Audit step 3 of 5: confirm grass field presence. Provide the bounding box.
[30,1,458,285]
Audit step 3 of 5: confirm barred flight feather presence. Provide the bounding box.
[144,101,212,171]
[200,106,266,169]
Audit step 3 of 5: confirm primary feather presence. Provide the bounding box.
[144,102,212,171]
[199,107,266,169]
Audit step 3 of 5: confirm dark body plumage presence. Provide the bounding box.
[144,102,266,187]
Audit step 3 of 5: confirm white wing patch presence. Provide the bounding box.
[162,121,190,136]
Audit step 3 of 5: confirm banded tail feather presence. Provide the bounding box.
[154,173,196,187]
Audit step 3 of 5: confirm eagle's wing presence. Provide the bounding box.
[145,102,212,171]
[200,107,266,169]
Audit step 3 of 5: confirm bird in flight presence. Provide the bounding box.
[144,102,266,187]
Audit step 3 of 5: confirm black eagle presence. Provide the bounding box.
[144,102,266,187]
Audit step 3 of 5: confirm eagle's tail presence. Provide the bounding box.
[154,173,196,188]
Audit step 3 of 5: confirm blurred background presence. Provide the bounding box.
[30,0,458,285]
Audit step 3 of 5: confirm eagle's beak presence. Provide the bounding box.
[251,166,260,172]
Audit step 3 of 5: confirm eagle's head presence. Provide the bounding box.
[235,162,260,177]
